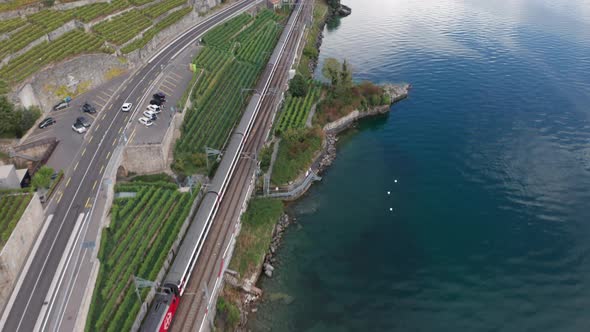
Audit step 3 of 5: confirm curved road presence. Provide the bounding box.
[0,1,257,331]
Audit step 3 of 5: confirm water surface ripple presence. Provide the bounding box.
[249,0,590,331]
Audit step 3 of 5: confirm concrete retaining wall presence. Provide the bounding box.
[0,193,44,314]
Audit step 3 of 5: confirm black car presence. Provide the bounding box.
[52,101,68,111]
[81,102,96,114]
[153,92,166,102]
[150,99,163,106]
[39,117,56,129]
[76,116,91,127]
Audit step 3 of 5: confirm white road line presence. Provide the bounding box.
[33,213,85,332]
[0,214,53,331]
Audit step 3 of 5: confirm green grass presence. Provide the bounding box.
[0,17,27,34]
[172,9,285,174]
[277,84,321,132]
[93,9,152,45]
[86,182,196,332]
[297,0,329,78]
[229,198,283,278]
[271,127,322,186]
[0,29,105,85]
[130,173,175,183]
[121,6,192,54]
[142,0,186,19]
[0,192,33,250]
[215,296,240,331]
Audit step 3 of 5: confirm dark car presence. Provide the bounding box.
[153,92,166,102]
[81,102,96,114]
[39,117,56,129]
[52,101,68,111]
[150,99,163,106]
[76,116,91,127]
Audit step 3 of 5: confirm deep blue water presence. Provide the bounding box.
[249,0,590,331]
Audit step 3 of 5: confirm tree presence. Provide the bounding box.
[32,166,54,190]
[322,57,341,87]
[288,74,308,98]
[0,96,16,136]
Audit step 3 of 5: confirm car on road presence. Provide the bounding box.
[121,102,132,112]
[52,101,68,111]
[72,121,87,134]
[153,92,166,102]
[138,117,153,127]
[143,111,157,120]
[76,116,91,127]
[146,104,161,113]
[38,117,56,129]
[81,102,96,114]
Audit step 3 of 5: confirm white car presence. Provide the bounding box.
[143,110,156,119]
[138,117,153,127]
[146,104,161,113]
[72,122,87,134]
[121,102,132,112]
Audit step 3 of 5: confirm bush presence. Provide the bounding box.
[288,74,308,98]
[32,166,54,190]
[0,97,41,138]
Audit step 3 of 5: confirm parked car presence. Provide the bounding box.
[153,92,166,102]
[81,102,96,114]
[121,102,132,112]
[138,117,153,127]
[53,101,68,111]
[39,117,56,129]
[146,104,161,113]
[76,116,91,127]
[143,111,157,120]
[72,121,87,133]
[149,99,162,106]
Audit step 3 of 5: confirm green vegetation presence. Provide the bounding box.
[27,9,75,31]
[277,83,321,132]
[0,0,41,13]
[86,182,196,332]
[0,17,26,34]
[215,296,241,332]
[298,0,329,78]
[229,198,283,277]
[271,127,322,185]
[93,10,151,45]
[31,165,54,190]
[130,172,175,183]
[173,9,285,174]
[129,0,156,5]
[0,29,106,85]
[0,96,41,138]
[121,6,192,54]
[142,0,186,19]
[259,143,273,173]
[71,0,130,23]
[0,191,33,249]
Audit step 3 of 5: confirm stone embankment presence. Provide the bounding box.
[262,214,292,278]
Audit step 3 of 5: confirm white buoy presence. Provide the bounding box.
[394,179,398,183]
[387,191,391,195]
[389,208,393,211]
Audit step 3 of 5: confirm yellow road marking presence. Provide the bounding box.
[96,124,100,130]
[88,136,93,143]
[112,138,117,146]
[81,148,86,156]
[106,151,111,159]
[92,180,98,190]
[85,197,92,208]
[56,191,63,203]
[99,165,105,174]
[118,127,123,134]
[94,94,108,104]
[74,161,79,170]
[65,177,71,187]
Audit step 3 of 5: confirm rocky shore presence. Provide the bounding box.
[262,213,292,278]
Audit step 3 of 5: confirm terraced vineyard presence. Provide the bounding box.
[0,0,39,13]
[86,182,197,332]
[121,6,192,54]
[173,9,285,173]
[0,17,26,34]
[93,9,152,45]
[142,0,186,19]
[0,29,105,84]
[71,0,130,23]
[0,191,33,249]
[277,85,321,132]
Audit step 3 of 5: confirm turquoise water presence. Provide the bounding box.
[249,0,590,331]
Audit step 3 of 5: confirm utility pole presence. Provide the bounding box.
[202,283,214,329]
[133,276,158,303]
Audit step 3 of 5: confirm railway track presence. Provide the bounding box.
[170,1,310,331]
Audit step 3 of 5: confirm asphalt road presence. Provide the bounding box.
[170,1,311,330]
[0,1,258,331]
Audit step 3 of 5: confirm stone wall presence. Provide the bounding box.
[0,193,44,314]
[22,54,129,112]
